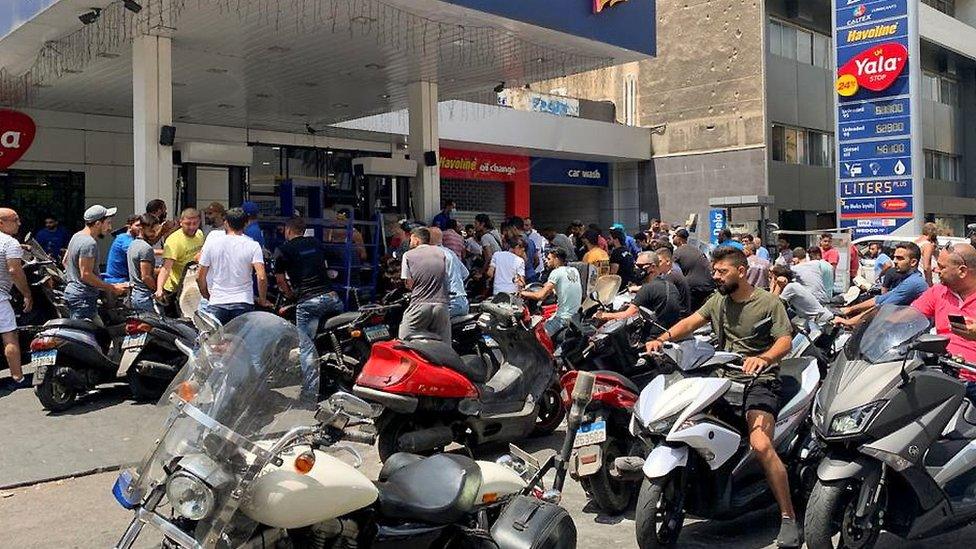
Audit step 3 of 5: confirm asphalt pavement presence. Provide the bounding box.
[0,368,973,548]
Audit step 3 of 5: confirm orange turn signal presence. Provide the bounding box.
[294,451,316,474]
[177,381,199,402]
[481,492,499,504]
[350,329,363,338]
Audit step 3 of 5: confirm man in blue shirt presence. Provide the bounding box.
[35,216,69,258]
[612,223,642,257]
[835,242,927,328]
[241,201,266,249]
[430,227,470,317]
[103,215,141,283]
[430,200,455,230]
[717,228,744,251]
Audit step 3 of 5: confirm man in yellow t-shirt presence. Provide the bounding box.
[581,229,610,276]
[155,208,204,299]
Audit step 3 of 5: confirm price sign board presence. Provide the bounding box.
[833,0,921,239]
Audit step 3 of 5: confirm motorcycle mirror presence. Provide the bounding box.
[193,310,222,334]
[174,338,194,358]
[908,334,950,355]
[327,391,379,419]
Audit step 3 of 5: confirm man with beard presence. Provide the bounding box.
[646,247,799,547]
[63,205,128,321]
[834,242,927,328]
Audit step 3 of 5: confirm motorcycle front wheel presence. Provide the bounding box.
[634,471,685,549]
[805,479,883,549]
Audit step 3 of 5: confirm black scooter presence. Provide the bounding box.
[118,312,198,401]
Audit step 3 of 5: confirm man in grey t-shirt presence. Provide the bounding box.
[399,227,450,342]
[127,214,163,312]
[64,205,127,320]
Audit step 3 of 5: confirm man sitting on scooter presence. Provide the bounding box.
[645,247,801,548]
[520,247,582,340]
[593,250,681,339]
[833,241,927,328]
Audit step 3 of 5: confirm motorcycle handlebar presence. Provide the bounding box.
[343,430,377,446]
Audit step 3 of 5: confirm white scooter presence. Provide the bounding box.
[624,336,821,548]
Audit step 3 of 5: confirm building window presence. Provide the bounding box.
[923,0,955,16]
[922,71,959,106]
[924,150,962,182]
[623,74,638,126]
[768,19,831,69]
[771,124,834,167]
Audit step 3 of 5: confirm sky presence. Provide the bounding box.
[1,0,59,40]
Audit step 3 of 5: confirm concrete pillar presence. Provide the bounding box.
[407,81,440,222]
[132,33,174,214]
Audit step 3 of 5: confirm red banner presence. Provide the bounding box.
[0,109,36,170]
[837,42,908,93]
[439,148,530,217]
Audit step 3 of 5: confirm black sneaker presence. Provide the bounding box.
[2,375,32,392]
[776,516,802,548]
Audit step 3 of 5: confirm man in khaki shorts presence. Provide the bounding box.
[0,208,33,390]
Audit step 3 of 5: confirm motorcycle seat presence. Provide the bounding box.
[322,311,361,331]
[590,370,640,394]
[451,313,479,327]
[396,338,489,383]
[377,453,483,525]
[44,318,111,347]
[778,359,808,407]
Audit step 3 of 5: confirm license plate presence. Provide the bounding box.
[364,325,390,342]
[122,333,148,350]
[32,350,57,367]
[574,420,607,448]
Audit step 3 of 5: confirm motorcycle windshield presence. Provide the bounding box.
[820,305,930,406]
[124,312,316,547]
[858,305,931,363]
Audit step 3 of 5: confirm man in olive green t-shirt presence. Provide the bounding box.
[645,247,800,548]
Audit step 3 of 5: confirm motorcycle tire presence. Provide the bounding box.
[805,479,882,549]
[584,439,635,515]
[35,379,78,412]
[376,413,443,462]
[531,384,566,437]
[634,471,685,549]
[127,371,169,402]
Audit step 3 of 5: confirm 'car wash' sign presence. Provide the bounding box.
[529,157,609,187]
[0,109,35,170]
[834,0,921,239]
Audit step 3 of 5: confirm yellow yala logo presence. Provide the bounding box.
[593,0,628,14]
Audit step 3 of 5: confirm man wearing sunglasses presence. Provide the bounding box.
[593,250,680,339]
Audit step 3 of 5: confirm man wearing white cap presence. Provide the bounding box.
[63,205,127,321]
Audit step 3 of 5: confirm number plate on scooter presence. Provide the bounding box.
[575,420,607,448]
[32,350,57,367]
[122,333,147,350]
[364,324,390,342]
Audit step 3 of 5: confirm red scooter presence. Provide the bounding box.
[354,294,565,461]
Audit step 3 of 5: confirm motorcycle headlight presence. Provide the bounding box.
[646,414,679,435]
[166,472,215,521]
[828,401,885,437]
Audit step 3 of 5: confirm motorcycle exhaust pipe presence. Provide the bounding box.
[135,360,181,379]
[53,366,88,390]
[397,426,455,453]
[552,372,596,494]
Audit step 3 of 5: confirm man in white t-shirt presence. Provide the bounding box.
[197,207,268,325]
[0,208,31,389]
[524,217,550,278]
[487,235,526,295]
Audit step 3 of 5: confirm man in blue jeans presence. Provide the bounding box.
[273,216,343,394]
[63,205,128,321]
[197,208,269,325]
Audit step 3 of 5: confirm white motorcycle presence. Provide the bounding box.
[112,312,578,549]
[624,336,821,548]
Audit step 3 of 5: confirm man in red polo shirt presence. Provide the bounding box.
[912,243,976,400]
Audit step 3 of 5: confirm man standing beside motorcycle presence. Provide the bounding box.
[429,227,470,318]
[196,208,269,324]
[0,208,32,389]
[399,227,451,342]
[645,247,801,548]
[520,247,582,339]
[64,205,128,321]
[126,214,163,312]
[273,216,344,393]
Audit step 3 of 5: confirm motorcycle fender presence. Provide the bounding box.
[816,456,878,483]
[117,348,141,377]
[642,445,688,479]
[573,445,603,477]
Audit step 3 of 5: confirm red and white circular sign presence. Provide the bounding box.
[0,109,36,170]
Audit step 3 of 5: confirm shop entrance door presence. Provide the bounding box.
[0,169,85,236]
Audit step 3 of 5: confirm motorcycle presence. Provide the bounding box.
[118,311,199,401]
[805,305,976,548]
[113,312,578,549]
[354,293,565,461]
[626,326,821,548]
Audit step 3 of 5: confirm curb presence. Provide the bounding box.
[0,463,125,491]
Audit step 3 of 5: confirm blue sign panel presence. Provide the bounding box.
[444,0,656,55]
[529,157,609,187]
[834,0,920,239]
[708,209,727,246]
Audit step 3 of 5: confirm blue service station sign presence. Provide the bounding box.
[709,209,726,245]
[834,0,921,239]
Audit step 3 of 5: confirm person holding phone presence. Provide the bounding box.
[911,243,976,403]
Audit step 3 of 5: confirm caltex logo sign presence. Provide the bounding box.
[0,110,36,170]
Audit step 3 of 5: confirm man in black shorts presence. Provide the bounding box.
[645,247,799,548]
